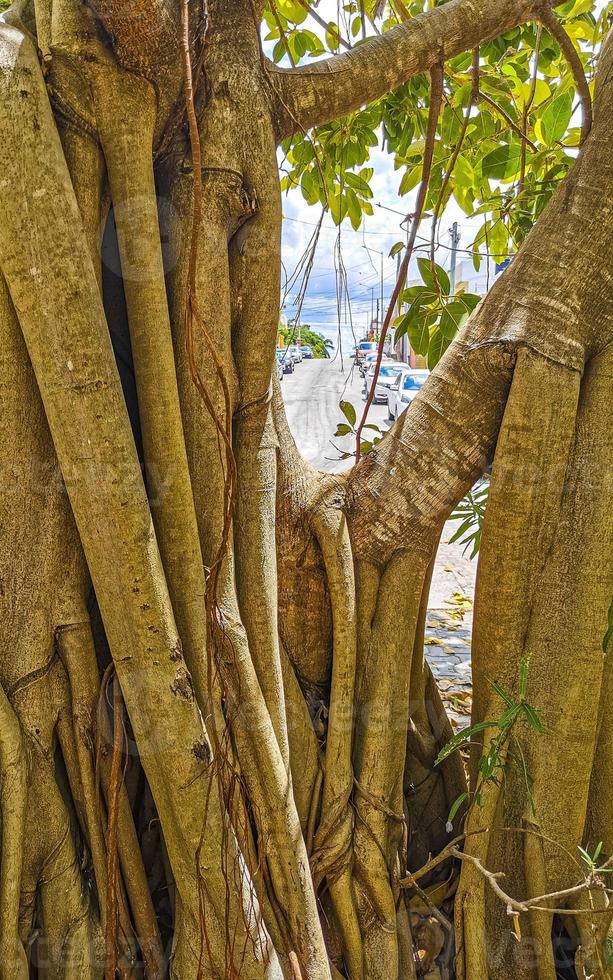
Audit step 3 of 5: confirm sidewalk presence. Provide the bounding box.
[426,526,476,730]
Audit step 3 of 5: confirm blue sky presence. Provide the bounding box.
[279,140,482,358]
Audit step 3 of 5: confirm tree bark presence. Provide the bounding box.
[0,1,610,978]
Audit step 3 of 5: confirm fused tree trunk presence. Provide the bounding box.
[0,1,610,979]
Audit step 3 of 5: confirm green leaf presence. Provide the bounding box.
[498,703,522,728]
[428,328,452,369]
[435,721,495,765]
[418,257,451,295]
[401,285,436,303]
[440,302,469,338]
[482,143,522,181]
[389,240,405,258]
[521,703,544,732]
[540,91,573,145]
[339,400,356,426]
[459,292,482,313]
[325,22,341,51]
[334,423,353,437]
[448,517,476,544]
[398,165,422,196]
[408,312,431,356]
[345,187,362,230]
[447,792,469,827]
[394,311,411,342]
[492,682,516,708]
[454,155,475,188]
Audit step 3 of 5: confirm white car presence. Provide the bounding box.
[287,344,303,363]
[387,369,429,420]
[359,351,398,377]
[363,362,410,403]
[359,351,379,376]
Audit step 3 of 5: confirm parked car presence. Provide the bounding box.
[359,351,394,376]
[300,344,313,358]
[276,349,294,374]
[363,362,411,402]
[354,340,378,366]
[387,369,429,420]
[287,344,303,363]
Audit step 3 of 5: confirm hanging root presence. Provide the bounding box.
[0,684,28,980]
[56,622,166,979]
[310,484,362,980]
[351,552,430,980]
[537,3,592,145]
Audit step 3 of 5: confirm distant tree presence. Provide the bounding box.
[280,322,329,357]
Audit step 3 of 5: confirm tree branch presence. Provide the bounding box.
[449,847,612,916]
[538,3,592,144]
[269,0,541,138]
[345,30,613,567]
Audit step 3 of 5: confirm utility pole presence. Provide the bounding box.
[449,221,461,292]
[363,244,385,338]
[398,215,413,364]
[380,249,384,341]
[375,298,380,339]
[396,249,408,363]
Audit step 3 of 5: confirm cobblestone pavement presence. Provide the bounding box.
[425,607,473,730]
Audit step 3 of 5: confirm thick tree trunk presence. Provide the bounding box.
[0,1,610,978]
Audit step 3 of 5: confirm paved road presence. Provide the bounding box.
[281,355,387,472]
[281,358,474,726]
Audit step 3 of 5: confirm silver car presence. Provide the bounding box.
[387,368,429,420]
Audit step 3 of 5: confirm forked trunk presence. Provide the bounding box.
[0,1,611,978]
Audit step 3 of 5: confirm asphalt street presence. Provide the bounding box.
[281,357,474,725]
[281,358,476,605]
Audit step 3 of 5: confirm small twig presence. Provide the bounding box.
[449,847,610,917]
[271,0,297,66]
[477,90,538,151]
[399,828,489,886]
[295,0,351,50]
[354,63,444,459]
[519,26,541,197]
[539,3,592,145]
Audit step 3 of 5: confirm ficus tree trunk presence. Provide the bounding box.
[0,0,611,978]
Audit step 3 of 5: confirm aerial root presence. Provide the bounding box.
[0,683,28,980]
[57,622,165,979]
[309,485,363,980]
